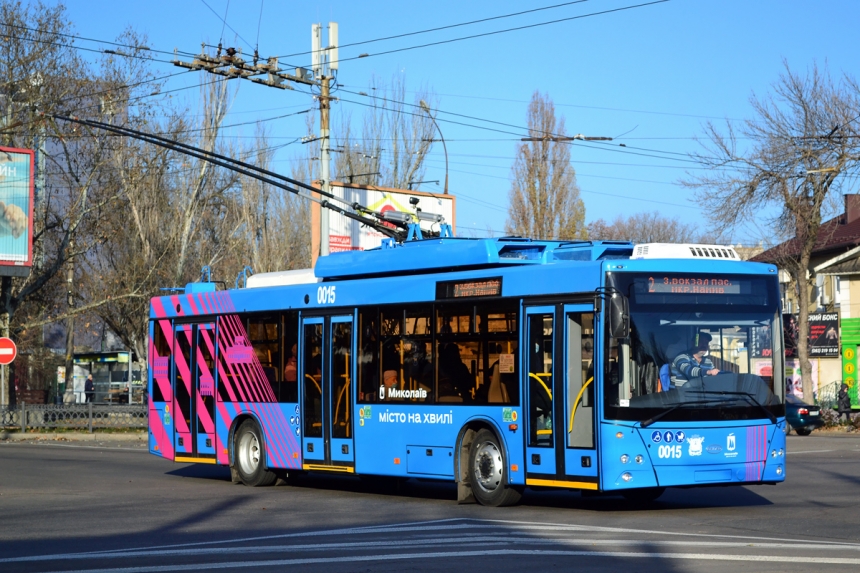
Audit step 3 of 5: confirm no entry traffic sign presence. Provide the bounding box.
[0,337,17,365]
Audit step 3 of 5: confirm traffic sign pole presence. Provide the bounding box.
[0,337,18,406]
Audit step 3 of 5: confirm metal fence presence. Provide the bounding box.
[0,403,147,432]
[817,380,843,410]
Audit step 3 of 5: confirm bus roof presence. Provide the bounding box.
[312,237,636,281]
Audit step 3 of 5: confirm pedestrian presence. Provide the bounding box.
[837,383,852,423]
[84,374,94,403]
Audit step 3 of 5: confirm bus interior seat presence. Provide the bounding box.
[487,364,510,404]
[659,363,671,392]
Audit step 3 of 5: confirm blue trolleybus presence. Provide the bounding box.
[147,238,786,505]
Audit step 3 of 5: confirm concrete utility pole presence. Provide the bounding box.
[313,23,338,258]
[319,75,331,256]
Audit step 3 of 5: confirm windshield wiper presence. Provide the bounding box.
[640,399,726,428]
[692,390,777,423]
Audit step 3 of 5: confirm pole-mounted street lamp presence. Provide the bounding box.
[419,100,448,195]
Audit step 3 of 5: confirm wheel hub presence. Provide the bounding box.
[473,441,502,493]
[238,432,260,474]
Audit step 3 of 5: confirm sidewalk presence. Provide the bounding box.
[0,431,147,442]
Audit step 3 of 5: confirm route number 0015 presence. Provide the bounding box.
[657,445,682,459]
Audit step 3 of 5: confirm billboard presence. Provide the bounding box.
[312,181,456,263]
[783,313,839,358]
[0,147,34,276]
[808,312,839,358]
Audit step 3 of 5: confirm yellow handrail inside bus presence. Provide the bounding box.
[529,372,552,400]
[569,376,594,434]
[305,374,321,395]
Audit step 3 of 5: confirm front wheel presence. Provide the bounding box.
[468,429,522,507]
[234,419,277,487]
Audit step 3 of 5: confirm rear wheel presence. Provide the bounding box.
[795,428,812,436]
[621,487,665,503]
[468,429,522,507]
[234,419,277,487]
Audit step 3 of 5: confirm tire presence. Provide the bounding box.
[795,428,812,436]
[234,419,277,487]
[468,429,522,507]
[784,424,791,436]
[621,487,665,503]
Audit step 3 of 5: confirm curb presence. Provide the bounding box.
[0,431,147,442]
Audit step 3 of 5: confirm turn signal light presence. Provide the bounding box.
[509,424,519,431]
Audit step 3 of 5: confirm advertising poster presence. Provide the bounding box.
[750,324,773,358]
[784,358,819,399]
[0,147,34,274]
[808,312,839,358]
[783,313,840,358]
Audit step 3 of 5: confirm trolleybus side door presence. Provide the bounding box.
[524,306,557,475]
[173,322,216,460]
[524,304,598,490]
[562,305,598,486]
[300,314,355,471]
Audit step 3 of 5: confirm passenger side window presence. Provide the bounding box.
[248,315,281,401]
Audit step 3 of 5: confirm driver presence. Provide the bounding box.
[671,332,720,386]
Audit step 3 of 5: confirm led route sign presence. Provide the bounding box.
[639,276,745,295]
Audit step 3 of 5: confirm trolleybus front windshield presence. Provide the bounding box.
[604,272,784,423]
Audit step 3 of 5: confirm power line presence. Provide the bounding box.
[0,21,197,58]
[337,92,717,165]
[314,1,670,67]
[274,0,590,59]
[397,89,744,122]
[0,29,177,64]
[200,0,253,51]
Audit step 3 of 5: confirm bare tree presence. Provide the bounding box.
[682,61,860,404]
[333,74,437,189]
[506,91,585,240]
[0,2,156,402]
[226,124,312,273]
[587,211,721,243]
[84,75,240,374]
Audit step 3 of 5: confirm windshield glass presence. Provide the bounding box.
[604,272,785,423]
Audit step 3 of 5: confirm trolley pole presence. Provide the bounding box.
[319,75,331,257]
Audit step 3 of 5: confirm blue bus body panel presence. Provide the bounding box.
[355,406,524,482]
[600,419,787,491]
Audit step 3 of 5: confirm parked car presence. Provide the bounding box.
[785,394,825,436]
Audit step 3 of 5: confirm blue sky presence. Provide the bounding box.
[60,0,860,245]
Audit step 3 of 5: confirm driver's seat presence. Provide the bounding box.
[659,364,673,392]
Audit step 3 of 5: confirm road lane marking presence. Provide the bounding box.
[15,517,860,563]
[8,531,860,565]
[42,548,860,573]
[787,450,835,454]
[8,536,860,564]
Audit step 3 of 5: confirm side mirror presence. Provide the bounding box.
[609,293,630,339]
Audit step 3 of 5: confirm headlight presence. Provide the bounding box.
[620,454,629,464]
[635,455,644,464]
[621,472,633,482]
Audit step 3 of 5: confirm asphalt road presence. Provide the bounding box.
[1,431,859,572]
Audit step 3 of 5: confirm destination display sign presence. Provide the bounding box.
[436,277,502,299]
[636,276,749,295]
